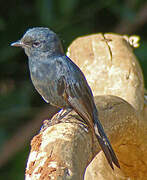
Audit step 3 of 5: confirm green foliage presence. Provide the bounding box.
[0,0,146,179]
[135,41,147,84]
[0,145,29,180]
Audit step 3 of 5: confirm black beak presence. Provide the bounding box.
[11,40,24,47]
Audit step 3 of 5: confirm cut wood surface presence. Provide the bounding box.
[67,33,144,114]
[25,33,146,180]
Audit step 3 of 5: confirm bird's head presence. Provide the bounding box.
[11,27,64,57]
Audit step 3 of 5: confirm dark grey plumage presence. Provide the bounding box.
[11,27,120,169]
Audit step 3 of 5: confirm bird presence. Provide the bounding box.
[11,27,120,169]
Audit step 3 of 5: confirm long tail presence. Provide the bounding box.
[93,109,120,169]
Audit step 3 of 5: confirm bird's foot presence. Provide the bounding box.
[40,108,73,132]
[40,118,61,132]
[40,119,53,132]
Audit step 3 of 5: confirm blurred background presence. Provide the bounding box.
[0,0,147,179]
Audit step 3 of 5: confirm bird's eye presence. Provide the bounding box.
[32,41,40,48]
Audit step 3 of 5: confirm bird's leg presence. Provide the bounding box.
[40,108,73,132]
[57,108,64,118]
[57,107,73,121]
[57,108,88,133]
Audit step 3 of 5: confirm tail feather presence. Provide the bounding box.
[94,122,120,169]
[96,134,114,169]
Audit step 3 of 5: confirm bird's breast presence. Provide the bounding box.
[28,60,67,107]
